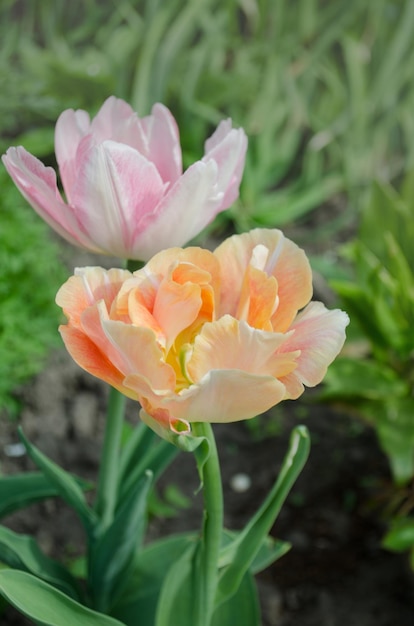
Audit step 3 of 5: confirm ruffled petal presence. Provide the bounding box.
[214,229,313,330]
[278,301,350,399]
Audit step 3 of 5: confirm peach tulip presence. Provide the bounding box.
[56,229,349,437]
[2,97,247,260]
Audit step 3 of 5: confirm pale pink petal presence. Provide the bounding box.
[137,103,182,184]
[90,96,137,143]
[55,108,90,193]
[203,121,247,210]
[70,139,167,258]
[214,229,313,330]
[278,301,350,399]
[1,147,96,251]
[129,160,222,260]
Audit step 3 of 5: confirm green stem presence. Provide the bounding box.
[192,422,223,626]
[94,387,126,530]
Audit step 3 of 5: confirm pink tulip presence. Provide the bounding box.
[2,97,247,260]
[56,229,349,437]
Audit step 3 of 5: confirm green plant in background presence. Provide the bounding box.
[0,169,66,417]
[2,0,414,251]
[322,172,414,563]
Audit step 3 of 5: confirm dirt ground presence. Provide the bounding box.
[1,345,414,626]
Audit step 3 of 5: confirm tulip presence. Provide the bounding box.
[2,97,247,260]
[56,229,349,437]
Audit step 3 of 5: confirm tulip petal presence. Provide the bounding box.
[56,267,131,328]
[203,121,247,210]
[278,302,350,399]
[90,96,137,143]
[186,316,297,382]
[137,103,182,185]
[55,108,91,194]
[148,370,286,424]
[59,325,130,396]
[214,229,313,331]
[129,160,222,260]
[71,139,167,257]
[2,147,95,250]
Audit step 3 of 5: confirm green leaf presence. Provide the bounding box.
[211,571,260,626]
[219,531,290,575]
[18,429,97,535]
[0,471,89,519]
[0,526,81,600]
[155,542,197,626]
[111,533,197,626]
[216,426,310,606]
[0,569,125,626]
[382,517,414,553]
[89,471,153,612]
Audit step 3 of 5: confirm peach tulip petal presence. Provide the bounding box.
[186,316,297,383]
[153,278,202,350]
[102,320,176,391]
[278,302,350,399]
[56,267,131,327]
[214,229,312,331]
[59,325,131,396]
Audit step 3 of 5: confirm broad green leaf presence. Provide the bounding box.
[211,571,260,626]
[0,526,81,600]
[89,471,153,612]
[111,533,197,626]
[155,542,197,626]
[0,472,89,519]
[18,429,97,535]
[216,426,309,606]
[321,357,408,402]
[219,531,290,575]
[382,517,414,553]
[0,569,125,626]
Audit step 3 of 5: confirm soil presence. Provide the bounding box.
[1,347,414,626]
[1,241,414,626]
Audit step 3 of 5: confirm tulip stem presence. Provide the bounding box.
[94,387,126,530]
[192,422,223,626]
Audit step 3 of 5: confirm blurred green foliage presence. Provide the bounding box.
[1,0,414,243]
[0,169,66,416]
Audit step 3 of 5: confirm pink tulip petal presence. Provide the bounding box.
[71,139,167,257]
[203,121,247,209]
[90,96,137,143]
[55,108,90,194]
[129,160,222,260]
[278,301,350,399]
[2,147,96,250]
[214,229,313,331]
[137,103,182,184]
